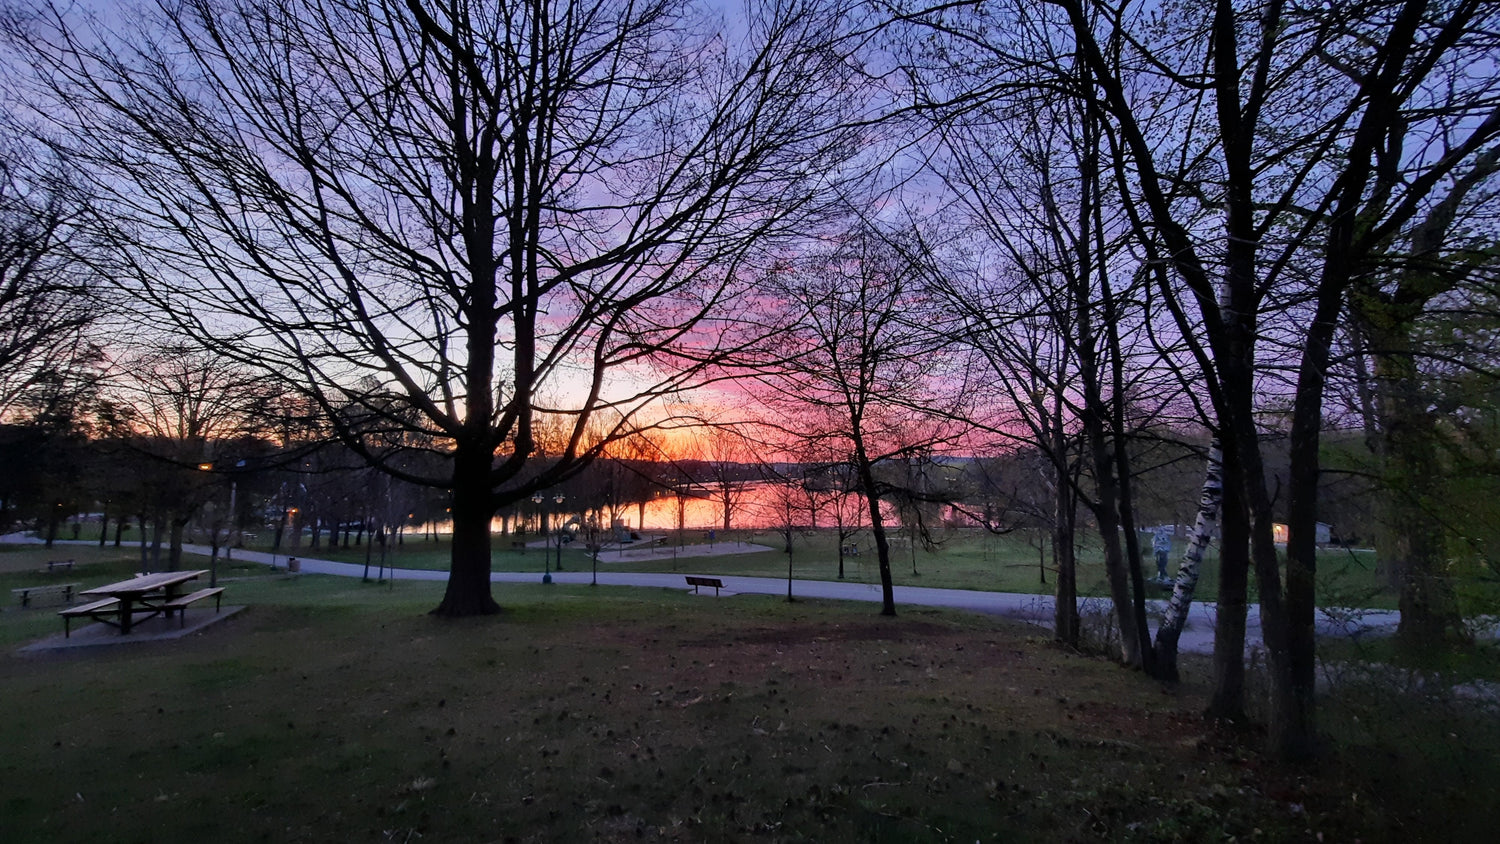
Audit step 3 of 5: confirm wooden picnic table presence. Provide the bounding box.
[72,570,209,635]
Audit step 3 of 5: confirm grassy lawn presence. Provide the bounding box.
[235,527,1394,608]
[2,544,1498,842]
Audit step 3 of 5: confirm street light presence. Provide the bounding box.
[531,493,553,584]
[553,493,566,572]
[196,461,237,586]
[225,473,239,562]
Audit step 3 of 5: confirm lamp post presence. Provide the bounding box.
[286,507,299,566]
[553,493,566,572]
[532,493,553,584]
[225,478,237,563]
[198,461,230,586]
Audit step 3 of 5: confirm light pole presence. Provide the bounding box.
[198,461,230,586]
[553,493,566,571]
[225,479,237,563]
[532,493,553,584]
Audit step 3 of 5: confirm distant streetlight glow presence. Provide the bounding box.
[531,493,553,584]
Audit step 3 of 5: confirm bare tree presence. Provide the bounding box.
[808,459,866,579]
[895,0,1500,759]
[104,343,272,570]
[0,136,96,419]
[750,225,975,615]
[901,42,1177,664]
[9,0,872,615]
[1047,0,1500,758]
[695,422,757,533]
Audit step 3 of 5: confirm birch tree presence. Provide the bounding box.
[1050,0,1500,758]
[1152,440,1223,682]
[896,0,1500,759]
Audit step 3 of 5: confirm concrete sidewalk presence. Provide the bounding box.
[591,538,777,564]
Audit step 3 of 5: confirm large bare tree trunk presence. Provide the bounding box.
[168,514,188,571]
[137,511,150,573]
[1349,151,1499,650]
[432,444,500,617]
[1372,332,1467,649]
[1103,274,1155,676]
[1083,429,1139,666]
[1052,421,1080,646]
[1209,454,1249,722]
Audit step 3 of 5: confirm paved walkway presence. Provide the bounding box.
[162,544,1408,655]
[4,535,1401,655]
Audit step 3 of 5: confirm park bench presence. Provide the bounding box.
[12,582,80,609]
[59,597,121,637]
[44,559,76,572]
[625,535,666,554]
[164,587,226,627]
[685,576,725,596]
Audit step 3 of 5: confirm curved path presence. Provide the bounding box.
[4,536,1400,655]
[194,545,1403,656]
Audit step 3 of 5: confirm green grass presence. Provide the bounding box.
[230,526,1394,608]
[1319,632,1500,685]
[0,545,275,648]
[2,569,1498,841]
[0,542,145,575]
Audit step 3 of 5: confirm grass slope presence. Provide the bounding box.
[2,547,1498,841]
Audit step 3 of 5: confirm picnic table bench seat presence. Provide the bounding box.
[12,582,80,608]
[163,587,226,626]
[59,597,122,637]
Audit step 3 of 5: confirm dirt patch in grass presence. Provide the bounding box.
[0,586,1495,842]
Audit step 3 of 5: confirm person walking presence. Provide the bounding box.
[1152,525,1173,585]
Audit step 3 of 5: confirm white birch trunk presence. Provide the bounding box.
[1152,440,1223,679]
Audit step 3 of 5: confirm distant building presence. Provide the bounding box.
[1271,522,1331,545]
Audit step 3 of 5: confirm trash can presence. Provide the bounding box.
[287,556,300,573]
